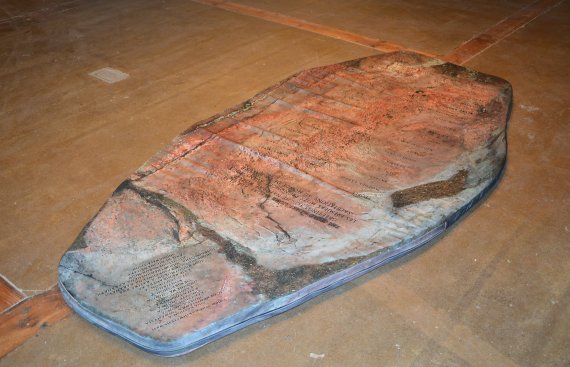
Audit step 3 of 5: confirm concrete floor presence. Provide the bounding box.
[0,0,568,365]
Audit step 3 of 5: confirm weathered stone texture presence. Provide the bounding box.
[58,51,511,356]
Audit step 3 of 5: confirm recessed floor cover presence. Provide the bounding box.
[58,51,511,356]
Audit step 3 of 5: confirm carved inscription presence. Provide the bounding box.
[98,249,226,330]
[227,164,357,228]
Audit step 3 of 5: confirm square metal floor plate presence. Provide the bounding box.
[89,67,129,84]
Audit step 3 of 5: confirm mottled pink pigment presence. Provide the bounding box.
[59,52,511,353]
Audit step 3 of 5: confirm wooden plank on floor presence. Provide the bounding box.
[444,0,564,64]
[192,0,434,56]
[0,275,25,312]
[0,287,72,358]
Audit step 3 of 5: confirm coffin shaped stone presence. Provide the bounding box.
[58,51,511,356]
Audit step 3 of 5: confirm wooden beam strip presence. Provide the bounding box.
[192,0,434,56]
[0,287,72,358]
[0,275,26,312]
[444,0,564,64]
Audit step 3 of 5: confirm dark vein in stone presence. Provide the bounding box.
[391,170,468,208]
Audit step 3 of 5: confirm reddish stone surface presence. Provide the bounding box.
[58,51,511,355]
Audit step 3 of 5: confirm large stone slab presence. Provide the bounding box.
[58,51,511,356]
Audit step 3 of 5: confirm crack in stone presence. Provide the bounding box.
[258,174,293,244]
[59,264,117,289]
[127,183,186,244]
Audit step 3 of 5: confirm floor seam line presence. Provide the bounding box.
[444,0,565,64]
[191,0,435,57]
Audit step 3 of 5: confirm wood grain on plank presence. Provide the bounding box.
[0,287,72,358]
[444,0,564,64]
[0,275,25,312]
[192,0,434,56]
